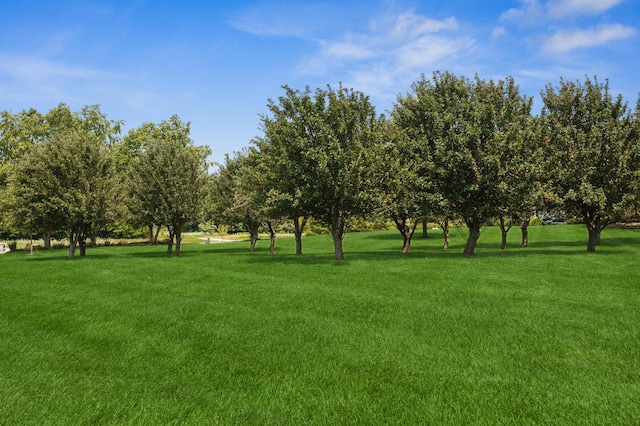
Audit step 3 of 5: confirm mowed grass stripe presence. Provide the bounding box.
[1,225,639,424]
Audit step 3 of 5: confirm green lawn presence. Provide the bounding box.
[1,225,639,424]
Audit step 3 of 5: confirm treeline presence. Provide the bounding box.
[1,72,639,258]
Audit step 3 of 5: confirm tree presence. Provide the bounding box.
[253,87,319,256]
[6,128,116,257]
[209,149,271,253]
[376,123,430,253]
[394,72,534,255]
[0,109,48,237]
[257,84,383,259]
[119,122,164,243]
[127,116,210,256]
[540,76,639,252]
[2,104,122,250]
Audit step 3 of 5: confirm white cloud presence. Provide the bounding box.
[500,0,544,26]
[501,0,624,24]
[319,39,375,61]
[390,14,459,39]
[546,0,624,18]
[541,23,637,53]
[0,54,117,81]
[296,12,473,100]
[491,26,507,39]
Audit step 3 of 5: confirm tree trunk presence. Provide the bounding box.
[585,214,605,252]
[463,219,482,256]
[79,234,87,256]
[248,223,259,252]
[68,231,76,259]
[521,218,530,248]
[332,232,344,260]
[498,216,513,250]
[394,216,417,253]
[267,221,276,255]
[421,219,429,238]
[90,232,97,247]
[587,226,598,252]
[167,228,174,254]
[331,211,345,260]
[441,219,450,250]
[148,224,154,243]
[293,216,307,256]
[153,225,161,244]
[43,232,51,249]
[174,224,182,256]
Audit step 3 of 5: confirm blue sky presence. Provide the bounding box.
[1,0,638,165]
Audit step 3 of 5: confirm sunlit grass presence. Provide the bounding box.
[1,225,639,424]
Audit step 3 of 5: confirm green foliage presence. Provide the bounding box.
[1,104,123,253]
[255,84,385,258]
[540,76,639,251]
[393,72,535,254]
[207,148,269,251]
[5,128,116,257]
[126,116,210,255]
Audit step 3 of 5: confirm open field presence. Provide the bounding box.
[1,225,639,424]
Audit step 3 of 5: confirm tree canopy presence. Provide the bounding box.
[1,74,639,258]
[540,76,640,251]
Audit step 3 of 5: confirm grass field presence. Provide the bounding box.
[1,225,639,424]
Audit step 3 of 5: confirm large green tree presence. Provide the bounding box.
[394,72,534,255]
[540,76,639,251]
[376,123,431,253]
[1,104,122,248]
[6,128,116,257]
[127,116,210,256]
[0,109,48,236]
[256,84,383,259]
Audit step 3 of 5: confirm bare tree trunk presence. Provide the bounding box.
[331,210,345,260]
[247,222,259,252]
[154,225,161,245]
[394,216,417,253]
[441,219,450,250]
[79,233,87,256]
[585,214,605,252]
[43,232,51,249]
[68,231,76,259]
[174,224,182,256]
[463,218,482,256]
[267,221,276,255]
[167,228,174,254]
[148,224,154,243]
[90,232,97,247]
[498,216,513,250]
[293,216,307,255]
[421,219,428,238]
[521,218,530,248]
[587,226,598,252]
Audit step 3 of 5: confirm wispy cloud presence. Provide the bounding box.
[294,12,474,101]
[500,0,545,26]
[541,23,637,53]
[228,3,331,38]
[546,0,624,18]
[501,0,625,24]
[0,54,119,81]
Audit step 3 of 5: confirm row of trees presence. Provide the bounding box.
[213,73,639,258]
[0,105,209,257]
[2,73,639,258]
